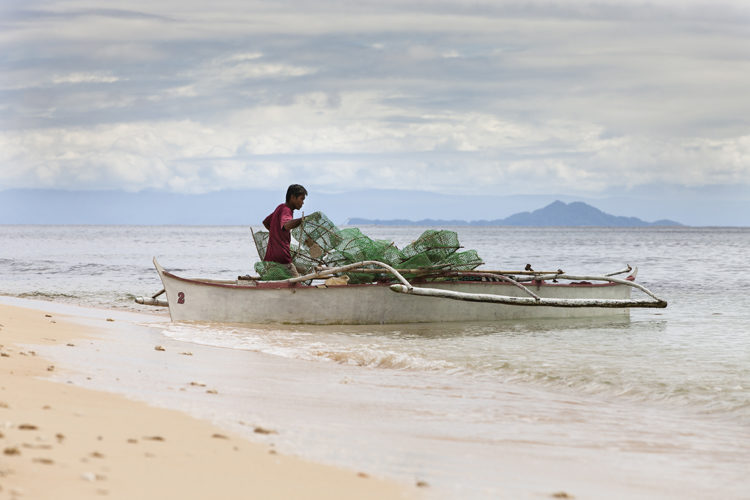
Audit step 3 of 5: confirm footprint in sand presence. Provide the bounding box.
[253,426,277,435]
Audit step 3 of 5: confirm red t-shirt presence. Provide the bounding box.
[263,203,294,264]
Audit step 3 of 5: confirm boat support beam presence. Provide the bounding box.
[389,284,667,308]
[286,260,667,309]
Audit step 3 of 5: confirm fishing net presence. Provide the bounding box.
[398,252,434,270]
[251,229,269,261]
[253,211,483,282]
[401,230,460,263]
[291,211,343,259]
[253,261,292,281]
[291,245,317,275]
[338,229,401,264]
[440,249,484,270]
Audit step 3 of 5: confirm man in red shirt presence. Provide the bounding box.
[262,184,307,277]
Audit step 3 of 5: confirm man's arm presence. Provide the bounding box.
[262,214,271,230]
[283,216,304,231]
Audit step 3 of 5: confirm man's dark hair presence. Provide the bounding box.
[286,184,308,202]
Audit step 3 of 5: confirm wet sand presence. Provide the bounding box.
[0,302,417,499]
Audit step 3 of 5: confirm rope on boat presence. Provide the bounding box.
[281,260,667,309]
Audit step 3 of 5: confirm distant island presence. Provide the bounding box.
[347,201,683,227]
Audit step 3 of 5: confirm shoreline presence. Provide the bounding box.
[0,300,418,499]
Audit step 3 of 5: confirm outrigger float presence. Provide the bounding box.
[136,258,667,325]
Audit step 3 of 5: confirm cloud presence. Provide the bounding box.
[3,94,747,197]
[178,51,316,94]
[51,73,120,85]
[1,0,749,201]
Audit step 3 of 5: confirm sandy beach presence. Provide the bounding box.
[0,302,418,500]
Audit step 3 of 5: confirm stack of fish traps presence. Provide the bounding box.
[253,211,483,282]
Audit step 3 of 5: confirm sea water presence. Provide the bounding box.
[1,225,749,498]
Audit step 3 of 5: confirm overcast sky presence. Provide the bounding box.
[1,0,749,201]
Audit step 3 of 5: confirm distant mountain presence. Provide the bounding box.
[348,201,683,227]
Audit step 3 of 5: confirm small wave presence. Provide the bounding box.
[159,323,456,372]
[311,347,455,371]
[4,259,58,273]
[485,362,750,422]
[64,263,125,276]
[17,291,80,299]
[66,263,106,271]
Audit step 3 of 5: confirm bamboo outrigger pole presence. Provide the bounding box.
[280,260,667,309]
[389,284,668,308]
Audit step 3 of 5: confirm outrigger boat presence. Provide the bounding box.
[136,258,667,325]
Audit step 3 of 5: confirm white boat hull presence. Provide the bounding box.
[153,260,632,325]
